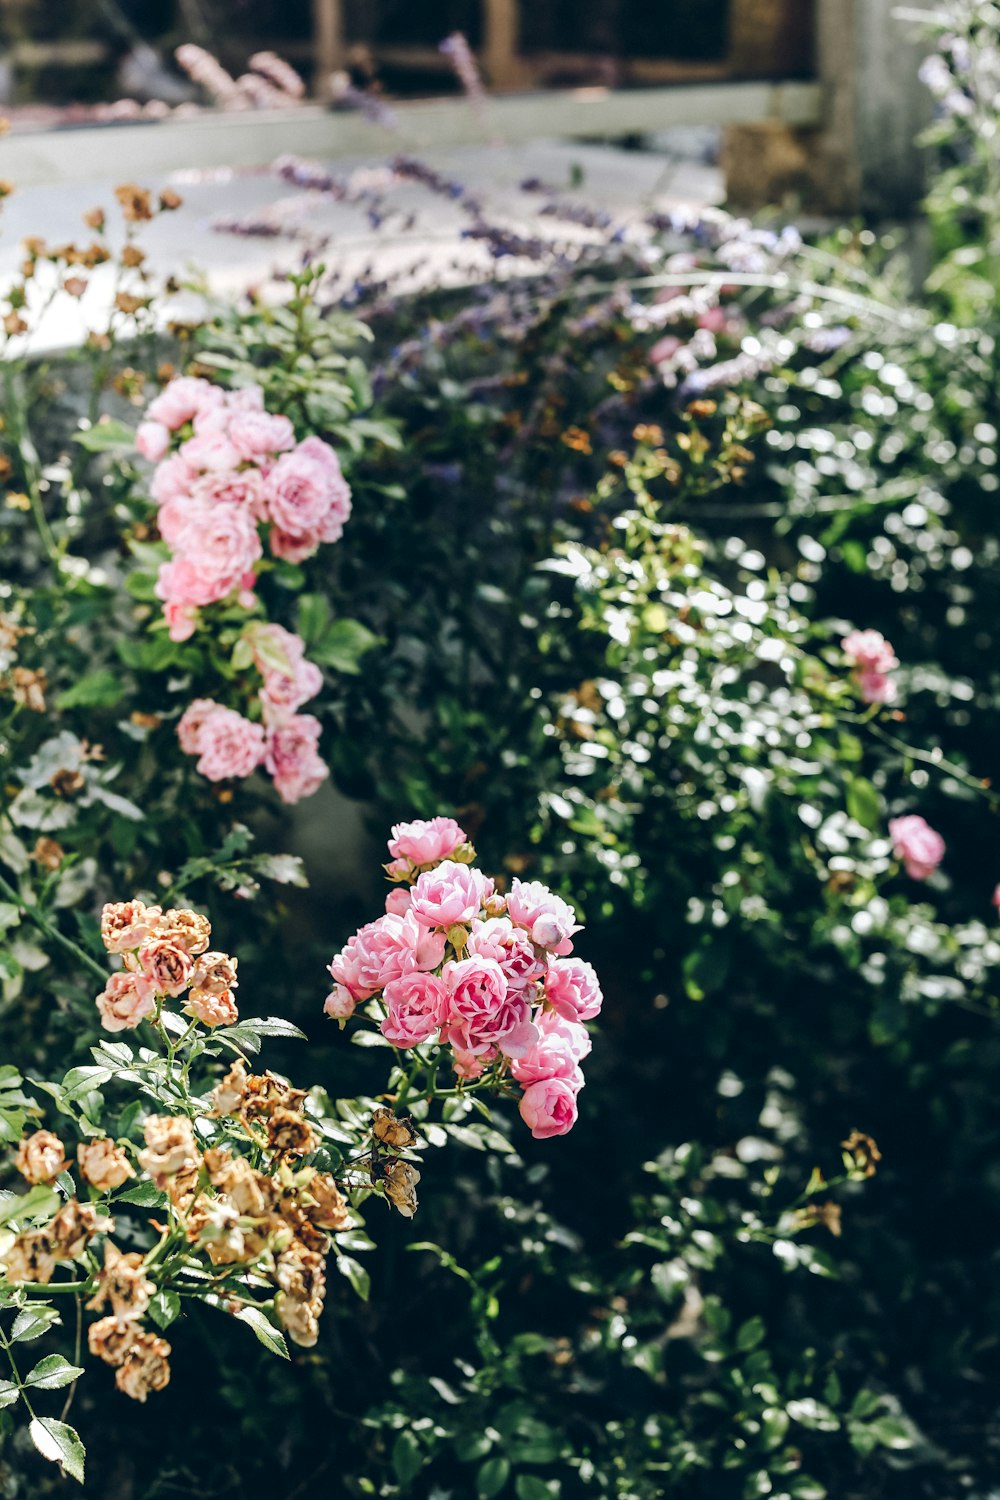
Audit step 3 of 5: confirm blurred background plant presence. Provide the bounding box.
[3,3,1000,1496]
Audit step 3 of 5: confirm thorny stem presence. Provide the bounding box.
[0,872,109,983]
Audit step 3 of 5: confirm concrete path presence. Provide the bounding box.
[0,133,721,351]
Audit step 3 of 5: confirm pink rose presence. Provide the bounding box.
[228,409,296,461]
[157,492,204,548]
[179,430,241,473]
[385,889,411,917]
[136,421,170,462]
[324,985,357,1020]
[857,669,896,706]
[297,436,352,542]
[453,1047,494,1080]
[518,1078,579,1139]
[993,884,1000,911]
[888,814,945,880]
[441,956,536,1058]
[151,453,195,505]
[156,504,262,607]
[409,861,494,930]
[505,879,580,955]
[269,526,323,564]
[191,467,267,518]
[842,630,899,675]
[164,603,198,642]
[387,816,468,867]
[381,971,449,1047]
[264,439,353,556]
[265,448,334,541]
[96,970,156,1032]
[328,913,445,1001]
[511,1014,589,1089]
[146,376,223,431]
[467,917,545,997]
[176,698,218,756]
[544,957,603,1022]
[253,632,323,720]
[227,385,265,413]
[263,714,328,804]
[182,704,265,782]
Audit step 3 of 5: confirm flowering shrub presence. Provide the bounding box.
[0,877,587,1479]
[326,819,602,1140]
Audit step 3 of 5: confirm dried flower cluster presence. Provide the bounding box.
[326,818,603,1138]
[96,898,235,1029]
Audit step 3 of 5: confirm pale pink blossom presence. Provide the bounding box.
[385,889,411,917]
[381,971,449,1047]
[263,714,328,804]
[467,917,545,996]
[649,335,683,365]
[156,504,262,607]
[511,1014,589,1088]
[146,376,223,431]
[453,1048,492,1080]
[181,704,265,782]
[409,861,494,930]
[228,409,296,461]
[191,466,267,518]
[544,957,603,1022]
[387,816,468,867]
[842,630,899,675]
[151,453,195,506]
[227,386,265,413]
[176,698,218,756]
[179,430,241,473]
[505,879,580,955]
[888,814,945,880]
[441,956,536,1058]
[518,1077,579,1139]
[96,970,156,1032]
[324,985,357,1020]
[136,421,170,462]
[857,669,897,706]
[328,913,446,1001]
[164,602,198,642]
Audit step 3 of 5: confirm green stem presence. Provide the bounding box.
[0,1322,36,1418]
[0,872,108,983]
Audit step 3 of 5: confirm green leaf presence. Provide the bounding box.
[0,1378,19,1408]
[74,418,135,452]
[392,1430,424,1488]
[336,1255,370,1302]
[736,1315,766,1352]
[477,1457,511,1498]
[114,1180,167,1208]
[845,776,881,831]
[682,939,730,1001]
[148,1289,181,1330]
[234,1306,289,1359]
[863,1415,917,1450]
[311,618,379,674]
[28,1417,86,1484]
[0,1184,60,1228]
[252,855,309,888]
[515,1477,559,1500]
[55,671,125,711]
[24,1355,85,1390]
[11,1305,60,1342]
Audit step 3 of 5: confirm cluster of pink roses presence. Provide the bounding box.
[888,814,945,881]
[842,629,899,706]
[324,817,603,1140]
[135,375,352,643]
[94,899,239,1032]
[175,624,328,804]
